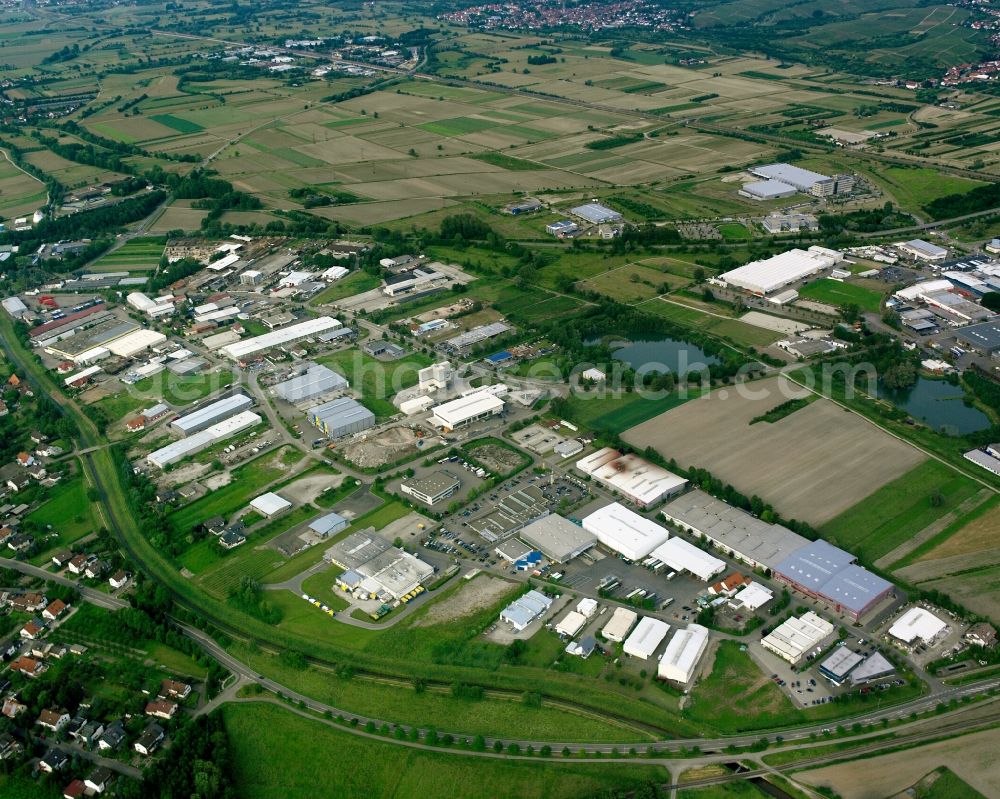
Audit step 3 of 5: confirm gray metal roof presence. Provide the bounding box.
[661,489,808,570]
[274,363,348,402]
[310,511,349,535]
[957,321,1000,351]
[773,539,855,591]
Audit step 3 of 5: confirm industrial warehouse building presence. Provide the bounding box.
[761,612,834,664]
[747,163,852,197]
[518,514,597,563]
[219,316,341,361]
[889,607,947,646]
[661,490,809,572]
[430,391,504,430]
[400,470,461,506]
[819,646,864,685]
[649,537,726,581]
[308,397,375,439]
[105,329,168,358]
[623,616,670,660]
[898,239,948,262]
[582,502,670,562]
[730,582,774,612]
[956,321,1000,355]
[324,530,434,601]
[657,624,710,684]
[147,411,261,468]
[719,246,843,296]
[308,511,349,538]
[249,492,291,518]
[773,539,894,620]
[499,590,553,632]
[170,394,254,436]
[555,610,588,638]
[601,607,638,642]
[569,203,622,225]
[850,653,895,685]
[272,363,348,402]
[575,448,687,508]
[740,180,798,201]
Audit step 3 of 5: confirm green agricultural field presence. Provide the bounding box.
[223,704,670,799]
[229,642,651,743]
[798,279,885,313]
[819,459,980,563]
[26,469,100,560]
[874,166,988,213]
[314,271,381,304]
[718,222,751,241]
[317,348,433,403]
[419,117,497,136]
[687,641,803,733]
[91,236,165,271]
[128,370,235,408]
[149,114,202,134]
[561,389,700,435]
[169,450,288,533]
[919,767,989,799]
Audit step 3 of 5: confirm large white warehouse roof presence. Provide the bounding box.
[430,392,504,429]
[147,410,261,468]
[658,624,710,684]
[761,611,834,664]
[623,616,670,660]
[171,394,253,435]
[888,607,947,644]
[106,329,168,358]
[720,247,842,296]
[219,316,341,360]
[650,537,726,581]
[581,449,687,507]
[582,502,670,562]
[601,607,638,642]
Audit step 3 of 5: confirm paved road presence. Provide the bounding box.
[0,557,127,611]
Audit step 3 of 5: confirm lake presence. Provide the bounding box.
[610,337,720,375]
[877,377,990,436]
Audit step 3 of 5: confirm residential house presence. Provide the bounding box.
[0,637,18,660]
[97,721,126,752]
[75,720,104,748]
[134,724,165,755]
[38,708,71,732]
[43,599,69,621]
[0,464,29,492]
[63,780,86,799]
[67,554,94,575]
[109,570,131,590]
[145,699,177,720]
[966,622,998,648]
[39,748,69,773]
[51,550,73,569]
[203,516,226,535]
[84,560,108,579]
[15,452,34,468]
[0,732,22,760]
[1,697,26,718]
[19,620,44,640]
[9,655,45,678]
[708,573,752,597]
[159,679,192,701]
[7,533,32,552]
[85,766,114,794]
[11,592,46,612]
